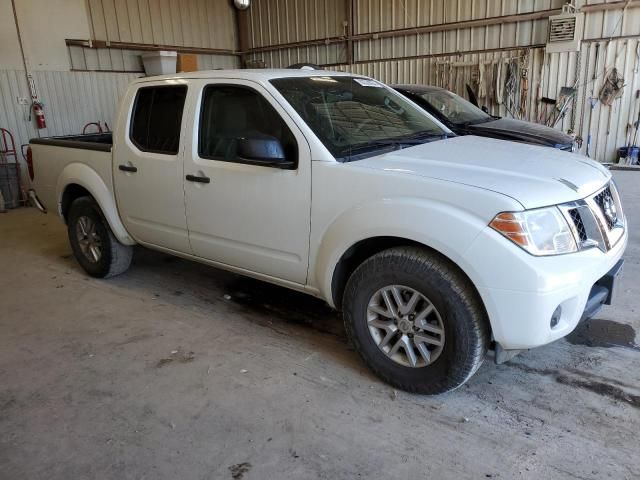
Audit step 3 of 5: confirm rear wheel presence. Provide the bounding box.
[343,247,489,394]
[67,196,132,278]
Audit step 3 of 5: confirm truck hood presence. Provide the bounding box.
[467,117,574,149]
[353,135,610,209]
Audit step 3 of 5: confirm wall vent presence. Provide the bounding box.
[550,16,577,42]
[546,8,584,53]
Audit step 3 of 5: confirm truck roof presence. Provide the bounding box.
[131,69,358,84]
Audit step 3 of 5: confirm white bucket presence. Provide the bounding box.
[141,51,178,76]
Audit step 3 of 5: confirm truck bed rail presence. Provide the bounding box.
[30,133,112,152]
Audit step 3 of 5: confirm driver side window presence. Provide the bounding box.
[198,85,298,166]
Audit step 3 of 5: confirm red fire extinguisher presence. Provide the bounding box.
[32,101,46,129]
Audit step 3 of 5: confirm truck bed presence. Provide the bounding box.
[30,133,114,215]
[30,133,113,152]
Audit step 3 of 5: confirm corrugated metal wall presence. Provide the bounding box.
[247,43,345,68]
[339,38,640,162]
[1,0,240,165]
[86,0,236,48]
[69,0,239,72]
[67,46,239,72]
[3,0,639,166]
[0,69,140,149]
[246,0,346,66]
[68,46,146,72]
[352,0,562,61]
[245,0,640,163]
[248,0,345,46]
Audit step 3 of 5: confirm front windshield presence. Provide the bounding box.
[270,76,448,161]
[419,89,491,126]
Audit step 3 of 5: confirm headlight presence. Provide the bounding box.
[490,207,577,256]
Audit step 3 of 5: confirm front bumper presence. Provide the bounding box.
[465,225,627,350]
[580,258,623,321]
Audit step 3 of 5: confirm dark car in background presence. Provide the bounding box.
[393,84,576,152]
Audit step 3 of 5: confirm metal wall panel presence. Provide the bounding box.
[583,0,640,39]
[352,0,567,62]
[353,16,550,62]
[352,0,564,33]
[68,46,240,72]
[335,35,640,162]
[245,0,640,162]
[575,38,640,162]
[0,70,33,158]
[86,0,237,49]
[0,70,140,164]
[68,45,145,72]
[246,43,345,67]
[196,53,241,70]
[247,0,345,48]
[72,0,240,71]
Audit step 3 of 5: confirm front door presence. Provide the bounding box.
[113,82,191,252]
[183,80,311,284]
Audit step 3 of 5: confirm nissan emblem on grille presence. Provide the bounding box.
[602,194,618,226]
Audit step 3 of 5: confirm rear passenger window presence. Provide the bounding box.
[130,86,187,154]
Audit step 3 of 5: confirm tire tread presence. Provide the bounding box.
[343,246,490,394]
[68,196,132,278]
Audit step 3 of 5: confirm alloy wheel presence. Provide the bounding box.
[366,285,445,367]
[76,215,103,263]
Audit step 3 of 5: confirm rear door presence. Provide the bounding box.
[113,82,191,252]
[183,79,311,284]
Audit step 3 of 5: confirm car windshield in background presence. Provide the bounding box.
[270,76,448,161]
[419,89,492,126]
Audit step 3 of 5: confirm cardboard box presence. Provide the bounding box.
[177,54,198,72]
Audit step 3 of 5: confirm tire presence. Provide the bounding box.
[67,196,132,278]
[343,246,489,395]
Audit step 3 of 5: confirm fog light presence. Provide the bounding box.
[550,306,562,328]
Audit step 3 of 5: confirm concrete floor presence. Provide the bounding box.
[1,172,639,480]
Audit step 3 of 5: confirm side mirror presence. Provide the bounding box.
[481,106,489,113]
[237,135,295,169]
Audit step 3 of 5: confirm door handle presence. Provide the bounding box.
[185,174,210,184]
[118,164,138,173]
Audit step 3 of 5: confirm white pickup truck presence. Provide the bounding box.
[28,69,626,394]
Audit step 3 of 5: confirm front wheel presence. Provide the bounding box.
[67,196,132,278]
[343,247,489,394]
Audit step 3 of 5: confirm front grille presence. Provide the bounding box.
[593,186,616,230]
[569,208,587,242]
[560,182,624,252]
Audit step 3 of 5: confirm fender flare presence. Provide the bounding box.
[312,198,489,308]
[56,163,135,245]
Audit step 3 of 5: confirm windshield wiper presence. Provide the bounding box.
[339,132,450,162]
[396,130,454,141]
[341,139,423,157]
[459,117,493,127]
[360,131,451,149]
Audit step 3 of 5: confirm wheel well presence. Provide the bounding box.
[330,237,488,323]
[331,236,422,309]
[61,184,92,222]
